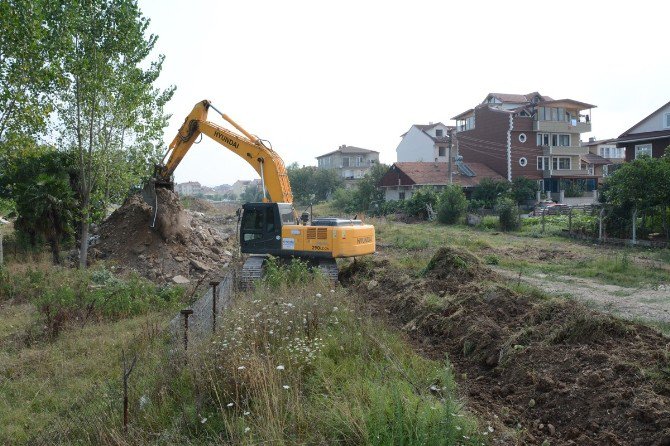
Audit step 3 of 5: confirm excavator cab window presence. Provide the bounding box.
[240,203,282,254]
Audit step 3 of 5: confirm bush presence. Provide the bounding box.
[497,197,520,231]
[437,185,467,224]
[405,187,438,220]
[477,215,499,230]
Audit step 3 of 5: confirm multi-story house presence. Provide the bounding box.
[316,145,380,187]
[616,99,670,161]
[580,138,625,182]
[451,92,598,197]
[175,181,203,196]
[395,123,455,163]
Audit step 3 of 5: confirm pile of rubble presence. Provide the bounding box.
[94,189,236,285]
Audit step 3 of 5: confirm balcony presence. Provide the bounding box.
[541,145,589,156]
[542,168,592,179]
[534,120,591,133]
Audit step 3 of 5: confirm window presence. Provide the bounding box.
[537,133,550,146]
[635,144,652,159]
[552,157,571,170]
[398,191,405,200]
[342,157,350,167]
[518,133,527,143]
[519,110,530,117]
[354,156,363,167]
[665,113,670,129]
[537,156,549,170]
[519,157,528,167]
[438,146,447,157]
[435,129,443,137]
[559,134,570,146]
[552,134,558,146]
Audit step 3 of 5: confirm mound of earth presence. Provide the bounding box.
[342,248,670,445]
[184,197,216,214]
[95,189,235,285]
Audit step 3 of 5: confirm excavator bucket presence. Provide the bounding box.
[141,178,159,227]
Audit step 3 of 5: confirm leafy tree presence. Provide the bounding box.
[354,163,389,212]
[510,177,537,204]
[240,184,263,203]
[0,150,77,263]
[55,0,174,268]
[0,0,66,145]
[437,185,467,224]
[405,187,438,220]
[496,197,520,231]
[601,155,670,238]
[331,188,358,214]
[287,164,343,204]
[471,178,510,208]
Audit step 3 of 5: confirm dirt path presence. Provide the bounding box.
[494,267,670,325]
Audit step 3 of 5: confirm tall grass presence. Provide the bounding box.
[81,268,482,444]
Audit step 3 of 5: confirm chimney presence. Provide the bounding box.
[589,137,596,142]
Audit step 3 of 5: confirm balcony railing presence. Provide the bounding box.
[534,120,591,133]
[543,168,592,178]
[541,145,589,156]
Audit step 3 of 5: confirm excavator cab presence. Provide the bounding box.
[240,203,295,255]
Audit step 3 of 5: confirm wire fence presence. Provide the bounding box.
[26,270,238,445]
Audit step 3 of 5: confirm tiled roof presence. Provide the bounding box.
[581,153,612,166]
[400,122,454,138]
[316,145,379,158]
[487,92,553,103]
[386,162,503,188]
[619,99,670,137]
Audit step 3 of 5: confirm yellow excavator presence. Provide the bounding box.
[143,99,376,285]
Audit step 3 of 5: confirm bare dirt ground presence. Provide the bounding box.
[341,248,670,445]
[494,267,670,325]
[95,191,237,285]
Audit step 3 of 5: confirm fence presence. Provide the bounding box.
[526,204,670,249]
[27,270,237,445]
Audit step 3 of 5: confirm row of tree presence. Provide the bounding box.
[0,0,172,265]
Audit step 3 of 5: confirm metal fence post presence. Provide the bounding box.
[568,207,573,235]
[210,280,219,334]
[181,309,193,353]
[541,209,546,233]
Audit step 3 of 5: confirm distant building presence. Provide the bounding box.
[231,179,261,197]
[616,100,670,161]
[380,161,504,201]
[395,122,455,163]
[175,181,203,196]
[316,145,380,187]
[452,91,598,195]
[580,138,625,182]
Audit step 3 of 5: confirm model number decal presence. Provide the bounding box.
[357,236,372,244]
[311,245,329,251]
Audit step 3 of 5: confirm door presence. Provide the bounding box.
[240,203,282,255]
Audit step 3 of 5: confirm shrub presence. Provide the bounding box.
[477,215,499,230]
[437,185,467,224]
[497,197,520,231]
[404,187,438,220]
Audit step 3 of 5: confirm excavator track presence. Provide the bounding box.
[240,256,266,290]
[317,258,339,284]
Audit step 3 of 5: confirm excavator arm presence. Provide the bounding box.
[152,99,293,204]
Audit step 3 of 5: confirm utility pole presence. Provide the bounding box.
[448,134,453,185]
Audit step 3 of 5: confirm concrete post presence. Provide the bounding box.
[536,191,541,202]
[547,191,552,201]
[559,190,565,203]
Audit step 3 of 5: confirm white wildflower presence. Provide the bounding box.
[243,411,250,416]
[227,402,234,407]
[276,365,285,370]
[315,293,322,298]
[244,427,251,433]
[330,289,335,293]
[201,417,207,424]
[283,385,290,390]
[237,366,246,370]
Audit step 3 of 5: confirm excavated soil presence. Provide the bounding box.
[342,247,670,445]
[94,189,236,285]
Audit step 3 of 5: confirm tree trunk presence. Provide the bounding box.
[79,194,90,269]
[49,238,61,265]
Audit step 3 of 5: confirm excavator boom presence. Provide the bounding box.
[149,100,292,204]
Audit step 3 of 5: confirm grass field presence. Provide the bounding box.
[371,219,670,288]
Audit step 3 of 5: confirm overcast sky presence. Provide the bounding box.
[138,0,670,187]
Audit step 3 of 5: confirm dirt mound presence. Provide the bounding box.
[95,190,235,285]
[184,197,216,213]
[342,250,670,445]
